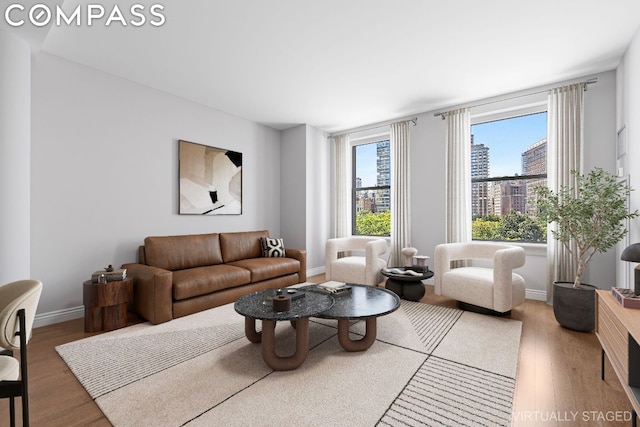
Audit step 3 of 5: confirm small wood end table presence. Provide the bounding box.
[83,278,133,332]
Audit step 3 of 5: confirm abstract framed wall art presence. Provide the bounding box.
[179,139,242,215]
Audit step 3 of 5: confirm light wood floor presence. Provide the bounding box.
[0,275,632,426]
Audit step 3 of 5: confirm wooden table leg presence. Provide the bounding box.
[337,317,377,352]
[261,319,309,371]
[244,317,262,343]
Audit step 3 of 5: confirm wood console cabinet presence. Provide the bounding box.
[83,278,133,332]
[595,290,640,426]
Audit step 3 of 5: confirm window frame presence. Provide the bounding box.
[470,98,548,245]
[350,132,391,237]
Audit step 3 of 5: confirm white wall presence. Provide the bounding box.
[280,125,306,250]
[0,30,31,284]
[617,26,640,288]
[31,53,282,318]
[408,112,447,266]
[580,70,618,288]
[620,27,640,234]
[280,124,331,275]
[306,124,330,274]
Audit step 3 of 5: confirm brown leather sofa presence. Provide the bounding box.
[122,230,306,324]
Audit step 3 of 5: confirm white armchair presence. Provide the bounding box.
[325,237,388,286]
[434,242,525,314]
[0,279,43,427]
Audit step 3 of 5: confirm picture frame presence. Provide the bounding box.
[178,139,242,215]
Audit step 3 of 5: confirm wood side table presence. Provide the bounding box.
[83,278,133,332]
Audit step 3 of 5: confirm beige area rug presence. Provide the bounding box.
[56,291,522,427]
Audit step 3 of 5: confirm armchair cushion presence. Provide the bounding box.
[330,256,387,286]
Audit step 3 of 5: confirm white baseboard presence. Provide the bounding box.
[525,288,547,301]
[307,266,325,278]
[34,306,84,328]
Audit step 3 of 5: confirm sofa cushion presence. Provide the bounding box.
[220,230,269,263]
[260,237,286,257]
[172,264,251,300]
[144,233,223,271]
[227,257,300,283]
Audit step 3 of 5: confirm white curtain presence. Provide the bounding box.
[389,121,411,266]
[445,108,472,243]
[546,83,584,301]
[333,134,351,237]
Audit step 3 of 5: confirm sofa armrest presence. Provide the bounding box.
[122,263,173,324]
[285,248,307,282]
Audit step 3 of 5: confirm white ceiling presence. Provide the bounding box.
[5,0,640,132]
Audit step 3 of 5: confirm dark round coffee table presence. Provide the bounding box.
[234,288,334,371]
[302,283,400,352]
[381,267,434,301]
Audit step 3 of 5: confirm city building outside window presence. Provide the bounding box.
[471,112,548,243]
[353,139,391,236]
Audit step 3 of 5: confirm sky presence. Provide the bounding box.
[472,112,547,177]
[355,111,547,186]
[355,142,384,188]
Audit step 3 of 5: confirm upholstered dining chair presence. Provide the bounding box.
[325,237,388,286]
[0,279,43,427]
[434,242,525,314]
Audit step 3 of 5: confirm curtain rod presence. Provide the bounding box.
[328,116,417,138]
[433,78,597,119]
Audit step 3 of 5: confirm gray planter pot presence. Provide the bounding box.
[552,281,598,332]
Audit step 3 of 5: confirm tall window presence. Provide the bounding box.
[352,140,391,236]
[471,112,548,243]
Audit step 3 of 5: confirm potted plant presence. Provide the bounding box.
[535,167,638,331]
